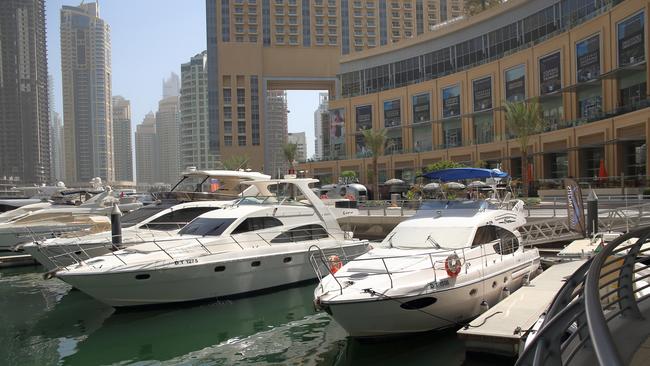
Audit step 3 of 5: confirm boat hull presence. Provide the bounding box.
[319,259,540,337]
[57,242,370,307]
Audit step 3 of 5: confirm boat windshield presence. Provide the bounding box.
[120,204,171,228]
[236,195,310,206]
[384,226,474,249]
[178,218,236,236]
[172,175,248,197]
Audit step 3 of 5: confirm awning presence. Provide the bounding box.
[421,168,509,181]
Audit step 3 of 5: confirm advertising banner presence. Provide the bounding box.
[618,12,645,66]
[473,76,492,112]
[355,105,372,131]
[505,65,526,102]
[565,178,586,237]
[412,93,430,123]
[577,35,600,82]
[442,85,461,118]
[539,52,561,94]
[383,99,401,127]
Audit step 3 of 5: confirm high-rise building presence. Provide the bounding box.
[61,2,113,184]
[313,92,328,160]
[180,51,219,171]
[49,111,64,182]
[288,132,307,163]
[156,96,181,185]
[264,90,288,177]
[162,72,180,98]
[112,96,134,182]
[204,0,464,173]
[135,112,158,185]
[0,0,50,185]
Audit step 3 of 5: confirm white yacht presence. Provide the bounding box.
[0,188,142,251]
[53,178,370,307]
[312,168,540,337]
[22,169,271,269]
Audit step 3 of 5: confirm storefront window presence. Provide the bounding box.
[579,146,604,178]
[412,93,432,152]
[620,141,647,176]
[443,119,462,148]
[473,114,493,144]
[544,152,568,179]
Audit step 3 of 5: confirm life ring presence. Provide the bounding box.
[444,253,462,277]
[328,255,343,274]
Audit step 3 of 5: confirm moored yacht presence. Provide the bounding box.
[53,178,371,307]
[22,169,271,269]
[312,168,541,337]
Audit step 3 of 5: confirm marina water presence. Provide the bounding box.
[0,265,497,365]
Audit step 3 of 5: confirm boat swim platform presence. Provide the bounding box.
[0,254,38,268]
[457,260,587,358]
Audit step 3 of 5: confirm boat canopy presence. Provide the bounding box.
[421,168,509,182]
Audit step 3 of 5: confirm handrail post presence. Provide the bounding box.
[381,258,393,288]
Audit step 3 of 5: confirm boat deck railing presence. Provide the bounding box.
[309,238,535,296]
[517,226,650,366]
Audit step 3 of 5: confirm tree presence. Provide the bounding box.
[222,155,249,170]
[362,128,387,198]
[282,143,298,172]
[340,170,357,184]
[423,160,465,173]
[465,0,503,16]
[504,99,545,197]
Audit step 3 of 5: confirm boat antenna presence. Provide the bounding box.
[426,234,441,249]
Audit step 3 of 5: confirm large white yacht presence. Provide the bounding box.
[22,169,271,269]
[53,178,370,307]
[0,188,142,251]
[312,168,541,337]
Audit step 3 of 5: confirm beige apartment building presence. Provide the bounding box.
[112,96,134,183]
[206,0,464,173]
[61,2,114,184]
[135,112,158,185]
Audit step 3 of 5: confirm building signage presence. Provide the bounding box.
[618,12,645,66]
[329,108,345,159]
[442,85,461,118]
[355,105,372,131]
[576,35,600,82]
[412,93,430,123]
[473,76,492,112]
[383,99,401,127]
[505,65,526,102]
[539,52,561,94]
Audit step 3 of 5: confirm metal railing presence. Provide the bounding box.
[517,226,650,366]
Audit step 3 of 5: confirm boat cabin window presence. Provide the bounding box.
[231,217,283,234]
[178,218,236,236]
[472,226,499,247]
[142,207,217,231]
[493,227,519,255]
[270,224,329,243]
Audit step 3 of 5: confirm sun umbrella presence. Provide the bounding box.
[598,160,608,180]
[384,178,406,185]
[444,182,466,190]
[423,182,441,191]
[468,181,488,188]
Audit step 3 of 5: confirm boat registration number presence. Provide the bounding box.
[174,258,198,265]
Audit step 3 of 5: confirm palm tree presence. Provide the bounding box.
[222,155,249,170]
[504,99,545,197]
[465,0,502,16]
[282,143,298,173]
[362,128,387,199]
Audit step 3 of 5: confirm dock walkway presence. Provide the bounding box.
[457,260,586,357]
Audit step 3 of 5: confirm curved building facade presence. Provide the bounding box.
[301,0,650,189]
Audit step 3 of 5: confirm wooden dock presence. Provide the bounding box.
[457,260,587,357]
[0,254,38,268]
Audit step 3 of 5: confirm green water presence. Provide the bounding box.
[0,266,495,366]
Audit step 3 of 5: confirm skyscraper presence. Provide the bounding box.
[156,96,181,185]
[0,0,50,185]
[264,90,288,177]
[60,2,113,184]
[112,96,134,182]
[288,132,307,163]
[313,92,328,160]
[48,76,64,182]
[135,112,158,185]
[180,51,218,171]
[162,72,180,98]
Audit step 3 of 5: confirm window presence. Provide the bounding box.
[224,135,233,146]
[237,106,246,119]
[494,227,519,255]
[223,106,232,119]
[232,217,283,234]
[238,121,246,134]
[271,224,329,243]
[472,226,498,247]
[145,207,218,231]
[224,121,232,134]
[237,88,246,104]
[618,12,645,66]
[178,218,236,236]
[223,89,231,105]
[238,135,247,146]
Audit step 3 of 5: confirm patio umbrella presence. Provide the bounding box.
[468,181,488,188]
[444,182,466,190]
[423,182,441,191]
[598,160,608,180]
[384,178,406,185]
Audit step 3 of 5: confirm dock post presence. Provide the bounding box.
[587,189,598,236]
[111,203,123,246]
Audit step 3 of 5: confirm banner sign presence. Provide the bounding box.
[383,99,401,127]
[412,93,430,123]
[442,84,461,118]
[329,108,345,159]
[473,76,492,112]
[539,52,561,94]
[565,178,586,237]
[618,12,645,66]
[505,65,526,102]
[355,105,372,131]
[577,35,600,82]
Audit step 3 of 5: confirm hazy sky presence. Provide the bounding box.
[46,0,320,158]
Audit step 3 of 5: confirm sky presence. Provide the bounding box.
[46,0,320,158]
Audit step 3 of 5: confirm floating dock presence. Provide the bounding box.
[457,260,587,358]
[0,254,38,268]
